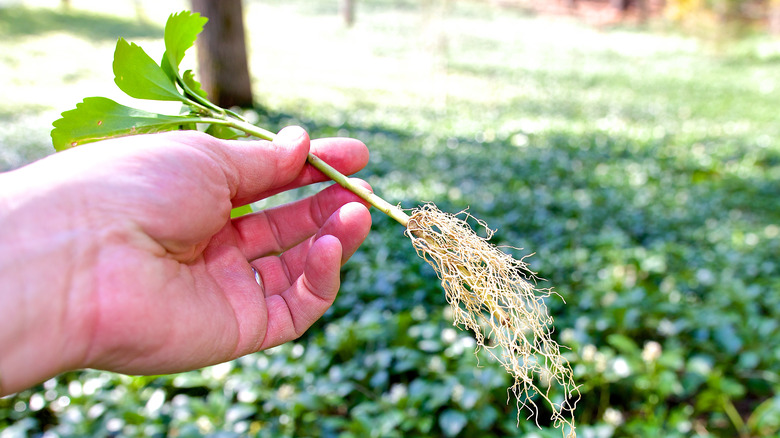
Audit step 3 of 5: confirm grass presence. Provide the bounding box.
[0,5,161,41]
[1,1,779,437]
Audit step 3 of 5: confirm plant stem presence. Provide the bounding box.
[209,117,411,227]
[306,152,411,227]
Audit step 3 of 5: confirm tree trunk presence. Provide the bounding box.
[342,0,356,27]
[636,0,648,24]
[190,0,253,108]
[611,0,631,12]
[771,1,780,35]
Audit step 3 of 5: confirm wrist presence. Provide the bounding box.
[0,165,97,395]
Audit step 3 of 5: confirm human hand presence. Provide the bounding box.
[0,126,372,394]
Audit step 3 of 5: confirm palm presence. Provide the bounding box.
[66,129,371,374]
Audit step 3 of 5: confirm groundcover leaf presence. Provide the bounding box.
[113,38,186,102]
[439,410,468,437]
[51,97,200,151]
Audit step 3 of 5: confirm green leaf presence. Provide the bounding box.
[51,97,200,151]
[205,123,245,141]
[160,11,210,102]
[182,69,208,99]
[158,11,224,114]
[161,54,179,85]
[163,11,208,73]
[230,204,254,218]
[438,410,467,437]
[607,333,640,355]
[113,38,186,102]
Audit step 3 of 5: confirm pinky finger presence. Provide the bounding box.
[258,235,342,349]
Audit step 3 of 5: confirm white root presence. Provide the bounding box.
[406,203,579,437]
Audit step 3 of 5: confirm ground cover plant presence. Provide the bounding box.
[47,10,579,436]
[1,1,780,437]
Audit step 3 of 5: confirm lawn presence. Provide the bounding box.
[1,0,780,437]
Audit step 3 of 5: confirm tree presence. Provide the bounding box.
[611,0,631,11]
[190,0,253,108]
[771,0,780,34]
[342,0,356,27]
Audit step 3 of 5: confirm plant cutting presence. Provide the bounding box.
[51,11,579,437]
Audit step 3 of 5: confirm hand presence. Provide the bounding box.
[0,126,372,395]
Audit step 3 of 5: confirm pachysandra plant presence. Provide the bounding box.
[51,11,580,437]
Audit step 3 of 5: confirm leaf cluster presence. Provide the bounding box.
[50,11,246,152]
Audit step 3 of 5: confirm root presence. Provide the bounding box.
[405,203,579,437]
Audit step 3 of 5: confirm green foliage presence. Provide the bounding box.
[52,10,217,153]
[3,1,780,437]
[162,11,208,74]
[161,11,216,110]
[50,10,259,216]
[50,97,200,151]
[113,38,186,102]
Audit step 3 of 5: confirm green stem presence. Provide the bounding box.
[723,397,748,438]
[205,117,411,227]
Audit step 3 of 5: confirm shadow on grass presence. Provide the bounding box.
[0,6,161,41]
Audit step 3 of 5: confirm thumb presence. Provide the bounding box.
[221,126,311,206]
[191,125,369,207]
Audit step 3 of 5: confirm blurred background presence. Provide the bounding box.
[1,0,779,437]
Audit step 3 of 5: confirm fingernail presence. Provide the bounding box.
[276,126,307,147]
